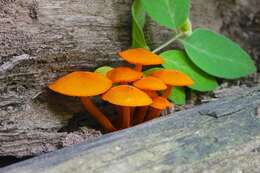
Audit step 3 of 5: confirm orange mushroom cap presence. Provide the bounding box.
[119,48,164,65]
[133,76,167,91]
[150,96,173,110]
[151,69,194,86]
[48,71,112,97]
[102,85,152,107]
[106,67,143,83]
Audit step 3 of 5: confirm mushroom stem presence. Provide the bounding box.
[134,106,149,124]
[121,106,131,128]
[130,107,135,126]
[135,64,142,71]
[116,106,123,129]
[80,97,116,132]
[145,108,162,121]
[145,90,158,98]
[162,86,172,98]
[134,91,157,124]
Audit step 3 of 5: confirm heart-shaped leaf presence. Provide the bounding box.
[168,87,186,105]
[132,0,149,49]
[161,50,219,91]
[141,0,190,29]
[182,28,256,79]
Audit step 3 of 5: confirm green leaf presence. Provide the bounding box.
[143,67,163,76]
[131,0,149,49]
[141,0,190,29]
[168,87,186,105]
[94,66,113,76]
[161,50,219,92]
[182,28,257,79]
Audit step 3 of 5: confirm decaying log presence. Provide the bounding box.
[2,87,260,173]
[0,0,132,157]
[0,0,259,157]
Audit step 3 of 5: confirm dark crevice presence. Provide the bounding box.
[0,156,32,168]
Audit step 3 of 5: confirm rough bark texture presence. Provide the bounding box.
[0,0,259,157]
[2,87,260,173]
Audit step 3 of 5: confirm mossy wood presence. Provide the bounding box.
[0,0,259,157]
[2,87,260,173]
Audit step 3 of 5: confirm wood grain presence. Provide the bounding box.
[2,87,260,173]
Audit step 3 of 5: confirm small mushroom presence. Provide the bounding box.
[145,69,193,121]
[102,85,152,128]
[48,71,116,132]
[133,76,167,91]
[106,67,143,126]
[151,69,194,98]
[107,67,143,83]
[145,96,173,121]
[119,48,164,71]
[133,76,167,124]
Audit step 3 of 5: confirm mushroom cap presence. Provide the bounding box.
[151,69,194,86]
[48,71,112,97]
[133,76,167,91]
[107,67,143,83]
[119,48,164,65]
[102,85,152,107]
[150,97,173,110]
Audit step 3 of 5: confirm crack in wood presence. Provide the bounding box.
[199,108,244,118]
[0,54,35,75]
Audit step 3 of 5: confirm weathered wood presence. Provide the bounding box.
[0,0,132,157]
[0,0,259,157]
[2,87,260,173]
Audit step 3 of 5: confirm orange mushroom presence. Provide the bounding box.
[107,67,143,83]
[133,76,167,91]
[133,76,167,124]
[119,48,164,71]
[145,96,173,121]
[106,67,143,126]
[48,71,116,132]
[151,69,194,98]
[145,69,193,121]
[102,85,152,128]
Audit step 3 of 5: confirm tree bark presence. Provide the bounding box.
[0,0,259,157]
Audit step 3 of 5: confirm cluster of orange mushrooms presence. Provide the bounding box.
[48,48,193,132]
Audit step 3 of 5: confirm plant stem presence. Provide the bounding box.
[152,33,183,54]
